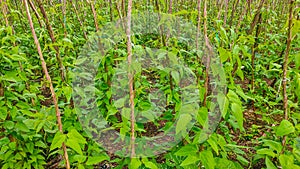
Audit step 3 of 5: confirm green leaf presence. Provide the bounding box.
[66,138,82,155]
[219,26,228,42]
[75,57,87,65]
[265,157,277,169]
[218,47,231,62]
[78,164,85,169]
[35,140,47,148]
[215,158,242,169]
[0,107,8,120]
[199,150,215,169]
[15,121,29,132]
[207,134,219,155]
[142,158,158,169]
[292,20,300,39]
[171,70,180,85]
[257,148,276,158]
[180,155,200,166]
[129,158,141,169]
[279,154,294,169]
[275,120,295,137]
[62,86,72,102]
[217,93,229,118]
[73,155,87,163]
[114,97,126,108]
[67,129,87,144]
[176,114,192,134]
[86,155,109,165]
[295,52,300,68]
[175,144,198,156]
[236,154,249,166]
[4,121,14,130]
[227,90,242,105]
[9,54,27,62]
[50,132,66,151]
[263,140,282,153]
[231,103,244,131]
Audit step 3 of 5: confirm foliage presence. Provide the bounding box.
[0,0,300,168]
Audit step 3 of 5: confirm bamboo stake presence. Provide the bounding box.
[282,0,294,150]
[203,0,212,106]
[36,0,66,82]
[196,0,201,85]
[223,0,228,26]
[28,0,43,27]
[229,0,240,28]
[126,0,135,158]
[283,0,294,126]
[70,0,87,39]
[196,0,201,50]
[87,0,99,32]
[247,0,265,34]
[23,0,70,168]
[0,0,9,27]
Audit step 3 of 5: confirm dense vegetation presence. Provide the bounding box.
[0,0,300,168]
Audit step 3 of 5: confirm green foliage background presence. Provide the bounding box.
[0,0,300,168]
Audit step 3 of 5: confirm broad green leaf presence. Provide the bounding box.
[180,155,200,166]
[142,158,158,169]
[279,154,295,169]
[62,86,72,102]
[129,158,141,169]
[236,69,244,81]
[50,132,66,151]
[86,155,109,165]
[66,138,82,155]
[215,158,242,169]
[199,150,215,169]
[227,90,242,105]
[78,164,85,169]
[175,144,198,156]
[171,70,180,85]
[257,148,276,158]
[73,155,87,163]
[263,140,282,153]
[168,51,178,65]
[295,52,300,68]
[236,154,249,166]
[143,161,158,169]
[0,107,8,120]
[217,93,229,118]
[67,129,87,144]
[218,47,231,62]
[231,103,244,131]
[4,121,14,130]
[0,137,10,146]
[35,140,47,148]
[275,120,295,137]
[292,19,300,39]
[265,157,277,169]
[197,107,208,126]
[181,103,199,115]
[176,114,192,134]
[207,134,219,155]
[9,54,27,62]
[15,121,29,132]
[219,26,228,43]
[114,97,126,108]
[75,57,87,65]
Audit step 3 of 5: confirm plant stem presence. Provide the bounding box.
[23,0,70,168]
